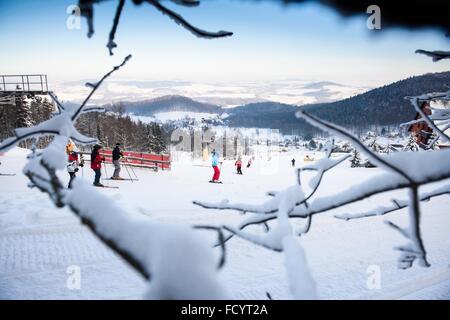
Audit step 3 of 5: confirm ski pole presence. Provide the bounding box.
[103,161,109,185]
[126,159,138,179]
[126,162,137,179]
[123,161,134,182]
[124,157,138,179]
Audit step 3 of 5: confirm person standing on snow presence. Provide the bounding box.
[111,143,125,180]
[91,144,105,187]
[210,149,222,183]
[291,158,296,167]
[66,140,75,156]
[246,157,252,168]
[67,151,84,188]
[235,157,243,175]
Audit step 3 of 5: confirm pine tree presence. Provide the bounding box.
[403,135,420,152]
[41,98,55,120]
[0,99,16,140]
[342,142,351,153]
[29,96,55,148]
[15,94,32,128]
[308,139,317,150]
[150,123,166,154]
[350,149,362,168]
[366,134,382,153]
[96,121,106,146]
[144,124,155,152]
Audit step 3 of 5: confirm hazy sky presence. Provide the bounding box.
[0,0,449,88]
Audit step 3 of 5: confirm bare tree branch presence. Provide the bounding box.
[107,0,126,56]
[79,0,233,55]
[415,49,450,62]
[193,225,227,269]
[72,54,132,121]
[147,0,233,39]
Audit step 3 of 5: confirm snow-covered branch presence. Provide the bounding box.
[297,110,412,182]
[72,54,132,121]
[408,97,450,144]
[335,183,450,220]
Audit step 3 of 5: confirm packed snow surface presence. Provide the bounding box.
[0,147,449,299]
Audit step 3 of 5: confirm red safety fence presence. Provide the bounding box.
[83,150,171,171]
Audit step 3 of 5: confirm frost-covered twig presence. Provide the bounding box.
[72,54,132,121]
[296,110,450,268]
[409,97,450,144]
[193,144,349,215]
[299,153,350,204]
[297,110,412,182]
[47,91,65,112]
[401,89,450,149]
[335,184,450,220]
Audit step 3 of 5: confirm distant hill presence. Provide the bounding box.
[110,71,450,137]
[113,95,222,116]
[224,71,450,136]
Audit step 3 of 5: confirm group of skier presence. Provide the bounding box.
[209,149,253,183]
[65,141,126,188]
[65,141,258,187]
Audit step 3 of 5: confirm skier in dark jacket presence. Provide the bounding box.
[291,158,295,167]
[91,144,105,187]
[111,143,124,180]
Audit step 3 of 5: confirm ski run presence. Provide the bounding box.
[1,147,449,299]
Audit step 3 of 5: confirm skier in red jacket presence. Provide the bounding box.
[235,157,243,175]
[91,144,105,187]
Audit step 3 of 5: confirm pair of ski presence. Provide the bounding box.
[0,173,16,176]
[94,184,120,189]
[96,178,139,189]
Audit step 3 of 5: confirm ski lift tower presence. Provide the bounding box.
[0,74,49,105]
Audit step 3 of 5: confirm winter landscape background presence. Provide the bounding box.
[1,0,450,300]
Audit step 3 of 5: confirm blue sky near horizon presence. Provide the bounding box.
[0,0,449,88]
